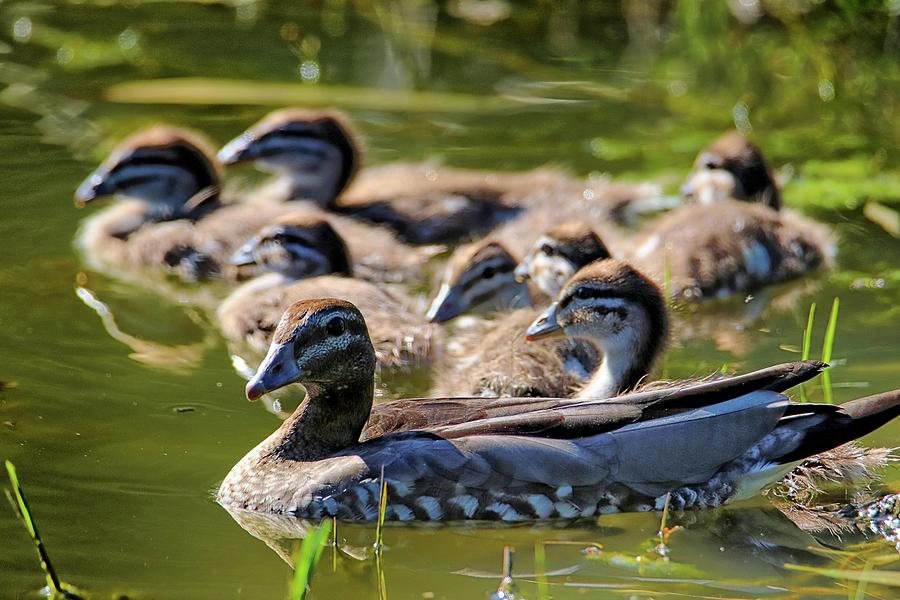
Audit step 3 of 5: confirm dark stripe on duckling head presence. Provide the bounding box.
[545,222,612,269]
[269,214,353,276]
[108,126,220,192]
[244,108,360,196]
[560,260,668,393]
[451,239,517,284]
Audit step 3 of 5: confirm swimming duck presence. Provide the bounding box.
[427,224,614,323]
[681,130,781,209]
[431,258,653,399]
[217,108,658,244]
[430,308,601,398]
[513,221,613,298]
[426,239,530,323]
[74,126,289,281]
[216,298,900,520]
[629,132,834,300]
[217,216,435,369]
[525,259,667,399]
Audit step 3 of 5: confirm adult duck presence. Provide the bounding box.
[217,298,900,520]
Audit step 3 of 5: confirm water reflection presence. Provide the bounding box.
[223,502,879,597]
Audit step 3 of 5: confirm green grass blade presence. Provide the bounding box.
[822,297,840,364]
[289,519,333,600]
[822,298,840,405]
[802,302,817,361]
[374,465,387,554]
[5,460,66,596]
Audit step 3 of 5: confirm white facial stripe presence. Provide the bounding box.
[426,283,452,320]
[530,252,574,297]
[686,169,737,204]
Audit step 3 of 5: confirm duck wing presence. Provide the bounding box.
[361,360,825,440]
[322,390,789,521]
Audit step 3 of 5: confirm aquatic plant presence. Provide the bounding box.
[288,519,332,600]
[4,461,83,600]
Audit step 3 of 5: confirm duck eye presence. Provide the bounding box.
[540,243,555,256]
[482,266,496,279]
[704,161,719,170]
[575,288,591,299]
[325,316,345,337]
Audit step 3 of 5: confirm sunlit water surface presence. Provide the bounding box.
[1,2,899,598]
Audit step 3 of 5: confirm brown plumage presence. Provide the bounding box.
[684,130,781,209]
[427,238,533,322]
[220,108,663,245]
[628,200,835,300]
[218,303,900,522]
[431,309,600,398]
[74,125,298,281]
[216,214,437,369]
[218,276,434,369]
[251,210,440,284]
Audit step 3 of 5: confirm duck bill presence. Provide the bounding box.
[74,171,110,206]
[525,303,563,341]
[245,342,301,401]
[513,261,531,283]
[230,238,260,267]
[218,133,259,166]
[426,283,466,323]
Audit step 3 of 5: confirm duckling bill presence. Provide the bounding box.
[217,298,900,521]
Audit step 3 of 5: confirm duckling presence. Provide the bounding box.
[234,209,440,285]
[525,259,667,399]
[426,239,530,322]
[217,216,434,369]
[74,126,289,281]
[217,298,900,520]
[514,221,613,298]
[427,224,614,323]
[628,132,834,300]
[682,130,781,209]
[431,308,601,398]
[218,108,659,244]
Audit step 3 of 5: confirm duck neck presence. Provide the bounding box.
[270,378,374,462]
[578,336,654,400]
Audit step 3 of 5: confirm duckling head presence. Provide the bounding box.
[218,108,358,206]
[246,299,375,400]
[514,222,612,298]
[527,260,668,397]
[231,215,352,280]
[74,126,221,220]
[426,239,528,323]
[681,131,780,210]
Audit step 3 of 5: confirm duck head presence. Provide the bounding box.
[218,108,359,206]
[526,259,668,398]
[681,131,780,210]
[231,215,352,280]
[426,239,528,323]
[246,299,375,400]
[74,126,221,220]
[514,222,612,298]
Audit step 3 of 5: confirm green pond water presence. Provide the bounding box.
[1,1,900,598]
